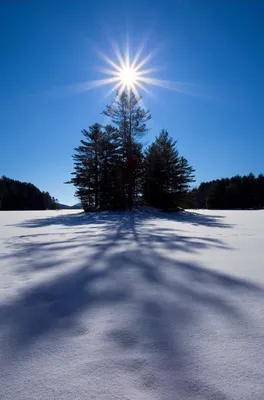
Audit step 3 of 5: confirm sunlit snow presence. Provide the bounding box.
[0,209,263,399]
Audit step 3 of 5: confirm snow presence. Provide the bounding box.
[0,209,264,399]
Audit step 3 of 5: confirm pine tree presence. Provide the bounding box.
[69,123,124,211]
[103,90,151,209]
[143,130,195,210]
[69,123,103,211]
[98,124,123,210]
[177,156,196,205]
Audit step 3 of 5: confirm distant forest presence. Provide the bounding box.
[0,176,58,210]
[190,173,264,210]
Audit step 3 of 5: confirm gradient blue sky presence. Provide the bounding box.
[1,0,263,205]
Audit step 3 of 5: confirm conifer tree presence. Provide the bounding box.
[69,123,123,211]
[70,123,103,210]
[143,130,195,210]
[103,90,151,209]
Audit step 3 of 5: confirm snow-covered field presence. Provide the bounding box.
[0,209,264,400]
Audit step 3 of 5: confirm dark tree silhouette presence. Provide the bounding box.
[68,123,125,211]
[103,90,151,209]
[69,92,196,212]
[143,130,195,210]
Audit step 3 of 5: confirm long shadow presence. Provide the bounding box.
[10,208,232,229]
[1,210,263,399]
[0,237,261,346]
[1,212,231,273]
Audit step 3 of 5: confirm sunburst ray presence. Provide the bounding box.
[61,42,203,100]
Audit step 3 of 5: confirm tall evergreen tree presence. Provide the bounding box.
[98,124,123,210]
[70,123,103,211]
[143,130,195,210]
[69,123,123,211]
[103,90,151,209]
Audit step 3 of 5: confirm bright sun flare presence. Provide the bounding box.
[95,42,160,100]
[119,67,138,87]
[71,42,165,100]
[70,41,195,101]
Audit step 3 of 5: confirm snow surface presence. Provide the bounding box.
[0,209,264,400]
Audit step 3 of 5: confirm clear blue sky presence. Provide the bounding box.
[1,0,263,205]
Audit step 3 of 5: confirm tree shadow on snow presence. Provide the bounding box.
[10,208,232,230]
[1,211,231,273]
[0,210,263,399]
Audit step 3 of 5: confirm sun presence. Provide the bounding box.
[69,41,194,101]
[94,42,158,100]
[118,66,138,88]
[70,42,163,100]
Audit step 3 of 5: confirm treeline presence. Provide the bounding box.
[0,176,58,210]
[68,91,195,211]
[191,173,264,209]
